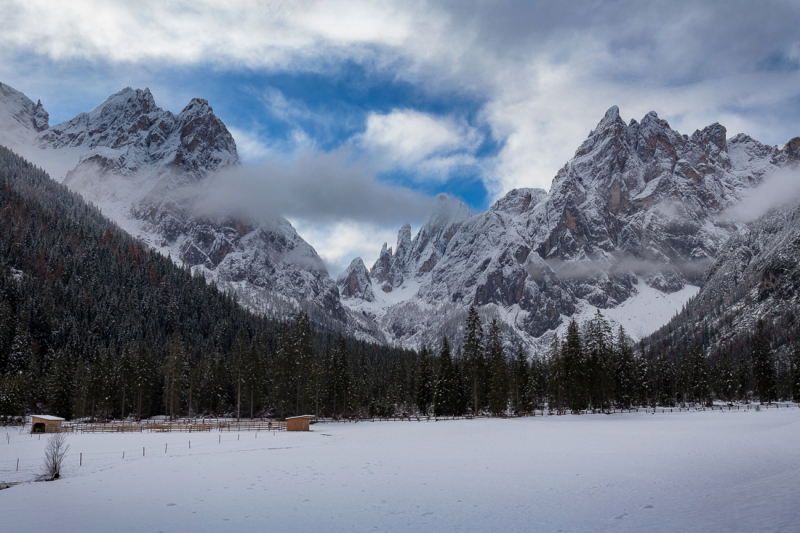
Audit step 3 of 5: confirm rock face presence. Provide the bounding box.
[647,194,800,356]
[46,87,238,183]
[337,258,375,302]
[342,107,798,351]
[0,82,50,148]
[370,193,472,293]
[0,81,363,334]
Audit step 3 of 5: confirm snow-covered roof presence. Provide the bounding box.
[30,415,65,421]
[286,415,315,420]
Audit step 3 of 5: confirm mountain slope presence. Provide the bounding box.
[342,107,799,352]
[646,193,800,359]
[0,82,374,338]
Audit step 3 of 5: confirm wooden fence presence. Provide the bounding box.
[40,419,288,434]
[28,402,800,433]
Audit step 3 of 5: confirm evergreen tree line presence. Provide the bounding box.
[415,308,800,418]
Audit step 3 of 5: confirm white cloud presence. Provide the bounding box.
[226,127,272,163]
[358,109,481,181]
[287,219,400,276]
[2,0,800,202]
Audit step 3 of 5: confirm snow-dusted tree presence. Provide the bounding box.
[614,326,636,409]
[486,320,508,416]
[415,345,434,416]
[686,346,710,406]
[434,337,458,416]
[230,328,250,420]
[46,348,74,419]
[163,329,187,419]
[790,342,800,403]
[547,334,565,414]
[751,320,776,403]
[461,305,485,415]
[562,319,588,412]
[510,345,531,414]
[586,310,614,409]
[714,349,736,404]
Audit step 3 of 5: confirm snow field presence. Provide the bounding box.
[1,409,799,532]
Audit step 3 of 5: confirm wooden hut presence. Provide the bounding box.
[30,415,65,433]
[286,415,314,431]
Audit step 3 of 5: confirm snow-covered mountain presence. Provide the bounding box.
[0,81,372,335]
[647,179,800,357]
[340,107,799,352]
[4,79,798,353]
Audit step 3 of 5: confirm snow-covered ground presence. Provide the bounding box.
[1,409,799,532]
[561,281,700,342]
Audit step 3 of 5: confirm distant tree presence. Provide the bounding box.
[791,342,800,404]
[46,348,74,419]
[586,310,614,409]
[751,320,776,403]
[434,337,458,416]
[562,319,587,412]
[486,320,509,416]
[462,305,485,415]
[686,346,710,406]
[415,345,434,416]
[547,334,565,414]
[614,326,635,409]
[163,329,187,420]
[510,345,531,414]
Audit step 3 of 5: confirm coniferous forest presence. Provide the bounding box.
[1,145,798,424]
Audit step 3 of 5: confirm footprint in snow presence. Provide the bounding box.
[642,504,654,509]
[166,503,176,507]
[614,513,627,519]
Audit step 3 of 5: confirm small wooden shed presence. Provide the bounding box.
[30,415,65,433]
[286,415,314,432]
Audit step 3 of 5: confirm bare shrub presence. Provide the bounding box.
[38,433,70,481]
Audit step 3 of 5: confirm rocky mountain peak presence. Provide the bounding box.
[690,122,727,150]
[782,137,800,160]
[337,257,375,302]
[367,194,473,293]
[594,105,625,132]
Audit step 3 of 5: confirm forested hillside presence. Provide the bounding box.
[0,146,415,421]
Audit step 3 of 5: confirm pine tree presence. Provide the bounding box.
[511,345,531,414]
[230,328,250,420]
[330,336,351,417]
[715,349,736,404]
[434,337,458,416]
[486,320,509,416]
[415,345,434,416]
[791,342,800,404]
[46,348,74,419]
[614,326,635,409]
[562,319,588,412]
[686,346,710,406]
[461,305,485,415]
[547,334,565,414]
[163,329,187,419]
[117,344,135,419]
[586,310,614,409]
[751,319,776,403]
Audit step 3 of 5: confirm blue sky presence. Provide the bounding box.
[1,1,800,273]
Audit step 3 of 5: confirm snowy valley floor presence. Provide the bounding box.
[1,410,799,532]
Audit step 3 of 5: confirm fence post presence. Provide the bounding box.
[80,453,82,466]
[16,458,19,471]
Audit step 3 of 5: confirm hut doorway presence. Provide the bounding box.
[32,423,46,433]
